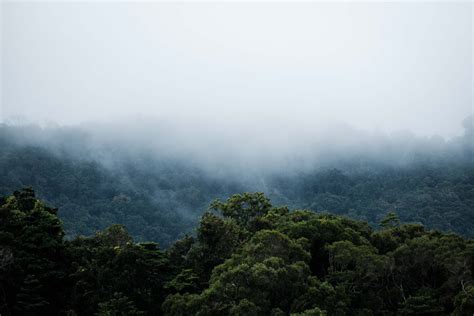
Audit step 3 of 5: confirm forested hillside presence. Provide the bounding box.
[267,164,474,237]
[0,123,473,246]
[1,189,472,315]
[0,128,246,245]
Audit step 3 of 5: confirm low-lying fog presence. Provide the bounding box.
[1,2,472,174]
[1,115,472,177]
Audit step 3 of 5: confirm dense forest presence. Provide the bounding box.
[0,122,472,314]
[1,188,473,315]
[3,2,472,314]
[0,123,473,246]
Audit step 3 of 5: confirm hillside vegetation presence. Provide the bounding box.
[0,132,473,246]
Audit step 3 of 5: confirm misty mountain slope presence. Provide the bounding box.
[0,122,473,245]
[0,146,181,246]
[0,128,251,246]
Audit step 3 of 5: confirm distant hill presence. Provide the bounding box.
[0,124,473,245]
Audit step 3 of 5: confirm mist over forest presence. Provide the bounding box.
[0,116,472,245]
[1,120,473,314]
[2,114,473,171]
[1,2,473,315]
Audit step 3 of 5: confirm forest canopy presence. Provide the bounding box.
[0,189,472,315]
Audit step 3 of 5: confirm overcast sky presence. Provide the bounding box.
[1,1,472,139]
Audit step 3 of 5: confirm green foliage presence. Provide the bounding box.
[453,285,474,315]
[291,307,326,316]
[186,212,248,286]
[0,188,69,315]
[399,288,444,315]
[164,192,473,316]
[164,269,200,293]
[380,211,401,228]
[269,165,474,238]
[210,192,273,229]
[14,275,50,313]
[68,235,169,315]
[1,189,472,315]
[96,292,145,316]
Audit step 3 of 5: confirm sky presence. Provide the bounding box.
[1,1,472,139]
